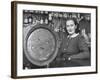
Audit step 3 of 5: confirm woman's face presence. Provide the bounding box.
[66,20,77,35]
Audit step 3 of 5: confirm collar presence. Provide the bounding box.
[67,33,79,39]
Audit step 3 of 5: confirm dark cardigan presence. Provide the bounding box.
[60,34,90,59]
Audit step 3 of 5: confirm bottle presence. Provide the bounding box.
[49,13,52,21]
[40,17,43,24]
[45,18,48,24]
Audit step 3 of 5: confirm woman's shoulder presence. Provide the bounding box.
[77,34,87,45]
[70,33,84,40]
[77,34,85,39]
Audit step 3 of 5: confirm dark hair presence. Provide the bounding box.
[64,18,80,34]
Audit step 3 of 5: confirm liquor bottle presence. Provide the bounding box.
[45,18,48,24]
[40,17,43,24]
[49,13,52,21]
[24,17,28,24]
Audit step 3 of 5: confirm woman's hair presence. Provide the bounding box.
[64,18,80,34]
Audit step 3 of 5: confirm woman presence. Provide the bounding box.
[60,18,90,65]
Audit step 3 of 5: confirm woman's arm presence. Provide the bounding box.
[70,35,90,59]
